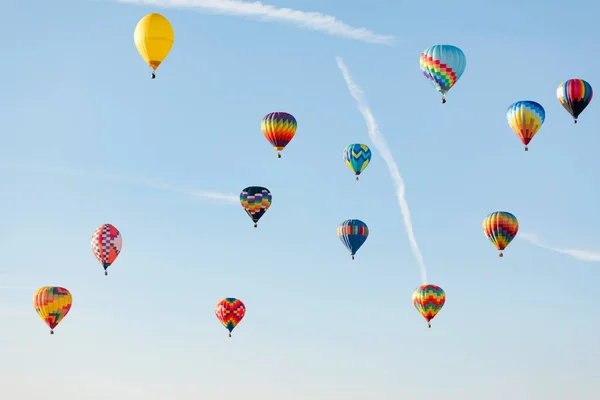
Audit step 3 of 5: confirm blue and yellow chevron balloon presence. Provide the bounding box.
[343,144,371,181]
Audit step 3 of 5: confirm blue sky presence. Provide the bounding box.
[1,0,599,398]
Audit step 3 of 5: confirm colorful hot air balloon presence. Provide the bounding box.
[215,298,246,337]
[420,44,466,103]
[91,223,123,276]
[412,284,445,328]
[261,112,297,158]
[482,211,519,257]
[556,79,593,123]
[506,101,545,151]
[240,186,272,227]
[337,219,369,260]
[33,286,72,334]
[134,13,174,79]
[343,144,372,181]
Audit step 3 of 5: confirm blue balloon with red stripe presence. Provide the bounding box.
[337,219,369,260]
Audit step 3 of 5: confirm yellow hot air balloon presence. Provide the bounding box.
[33,286,72,334]
[134,13,174,79]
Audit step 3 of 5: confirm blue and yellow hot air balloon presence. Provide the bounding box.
[506,101,545,151]
[337,219,369,260]
[420,44,466,103]
[343,144,371,181]
[556,79,593,123]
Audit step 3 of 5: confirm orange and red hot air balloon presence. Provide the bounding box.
[33,286,73,334]
[412,284,445,328]
[91,223,123,276]
[215,298,246,337]
[261,112,297,158]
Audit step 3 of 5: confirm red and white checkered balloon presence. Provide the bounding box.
[91,223,122,275]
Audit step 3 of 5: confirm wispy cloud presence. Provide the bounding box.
[520,232,600,262]
[1,160,239,203]
[116,0,395,45]
[0,275,30,291]
[0,302,29,317]
[336,57,428,284]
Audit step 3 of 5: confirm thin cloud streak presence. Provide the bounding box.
[0,275,30,291]
[336,56,428,284]
[1,160,239,203]
[0,302,29,317]
[116,0,395,45]
[520,232,600,262]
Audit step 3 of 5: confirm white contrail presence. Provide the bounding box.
[116,0,395,45]
[520,232,600,262]
[0,160,239,203]
[336,56,427,284]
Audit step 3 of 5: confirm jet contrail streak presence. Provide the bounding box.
[336,56,428,284]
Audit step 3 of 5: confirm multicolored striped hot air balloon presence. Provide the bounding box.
[506,101,545,151]
[337,219,369,260]
[240,186,272,228]
[482,211,519,257]
[343,144,372,181]
[91,223,122,276]
[556,79,593,123]
[412,284,445,328]
[420,44,466,103]
[215,298,246,337]
[261,112,297,158]
[33,286,72,334]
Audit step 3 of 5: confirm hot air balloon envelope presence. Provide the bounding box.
[420,44,466,102]
[261,112,297,157]
[91,223,122,275]
[412,284,445,328]
[33,286,72,334]
[337,219,369,259]
[482,211,519,257]
[556,79,593,123]
[134,13,174,77]
[506,101,545,150]
[343,144,371,179]
[215,298,246,337]
[240,186,272,227]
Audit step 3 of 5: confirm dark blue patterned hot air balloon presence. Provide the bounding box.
[337,219,369,260]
